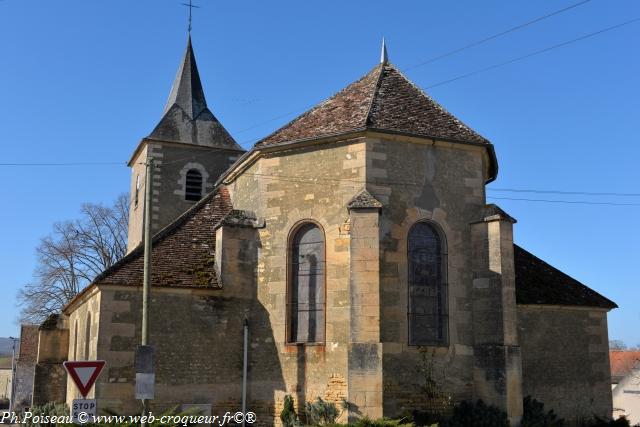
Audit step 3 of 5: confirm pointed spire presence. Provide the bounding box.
[147,35,242,150]
[163,35,207,120]
[380,37,388,65]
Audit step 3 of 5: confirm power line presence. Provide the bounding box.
[1,162,635,199]
[234,106,313,135]
[488,196,640,206]
[0,162,124,166]
[1,161,636,207]
[424,17,640,89]
[234,172,640,206]
[403,0,593,71]
[228,16,639,139]
[488,188,640,197]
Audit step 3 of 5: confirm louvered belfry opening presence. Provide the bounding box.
[288,223,326,344]
[408,221,448,346]
[185,169,203,201]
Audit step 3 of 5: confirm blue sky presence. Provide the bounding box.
[0,0,638,345]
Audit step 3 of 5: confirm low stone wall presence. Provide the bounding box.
[32,364,66,406]
[518,305,612,422]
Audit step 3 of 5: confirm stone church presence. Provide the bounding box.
[54,36,617,425]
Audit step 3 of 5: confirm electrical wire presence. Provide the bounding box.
[226,15,640,138]
[0,162,124,166]
[488,196,640,206]
[1,161,636,207]
[424,17,640,89]
[403,0,594,71]
[488,188,640,197]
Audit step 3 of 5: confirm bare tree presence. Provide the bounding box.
[610,340,628,350]
[17,194,129,323]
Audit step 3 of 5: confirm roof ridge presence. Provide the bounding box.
[255,65,382,146]
[363,64,385,127]
[255,61,492,149]
[383,64,489,144]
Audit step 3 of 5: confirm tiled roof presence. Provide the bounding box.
[256,63,489,147]
[514,244,617,309]
[91,186,232,289]
[610,350,640,382]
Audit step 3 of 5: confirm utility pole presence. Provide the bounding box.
[141,158,153,426]
[8,336,18,413]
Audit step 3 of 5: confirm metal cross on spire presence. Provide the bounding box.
[181,0,200,33]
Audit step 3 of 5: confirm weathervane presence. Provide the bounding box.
[181,0,200,33]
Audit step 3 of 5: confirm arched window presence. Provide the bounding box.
[288,223,325,344]
[84,313,91,360]
[185,169,203,201]
[73,320,79,360]
[408,221,448,346]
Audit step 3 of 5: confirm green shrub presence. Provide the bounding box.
[521,396,565,427]
[24,403,204,427]
[350,417,415,427]
[441,400,508,427]
[411,408,443,426]
[577,415,631,427]
[23,402,71,427]
[304,397,340,425]
[281,394,302,427]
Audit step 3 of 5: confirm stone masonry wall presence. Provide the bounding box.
[32,320,69,406]
[227,133,498,420]
[127,141,242,252]
[66,288,101,403]
[368,135,487,417]
[14,324,38,411]
[93,283,283,424]
[517,305,612,422]
[0,368,11,400]
[127,143,148,252]
[228,137,368,421]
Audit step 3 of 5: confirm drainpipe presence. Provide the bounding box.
[242,318,249,427]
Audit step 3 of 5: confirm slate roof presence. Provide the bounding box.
[148,36,242,150]
[610,351,640,383]
[514,244,617,309]
[255,63,489,148]
[87,186,231,290]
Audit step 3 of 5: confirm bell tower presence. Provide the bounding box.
[126,35,244,252]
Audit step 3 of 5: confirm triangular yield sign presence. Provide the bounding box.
[63,360,106,397]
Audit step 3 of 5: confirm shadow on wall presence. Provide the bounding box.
[107,226,286,419]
